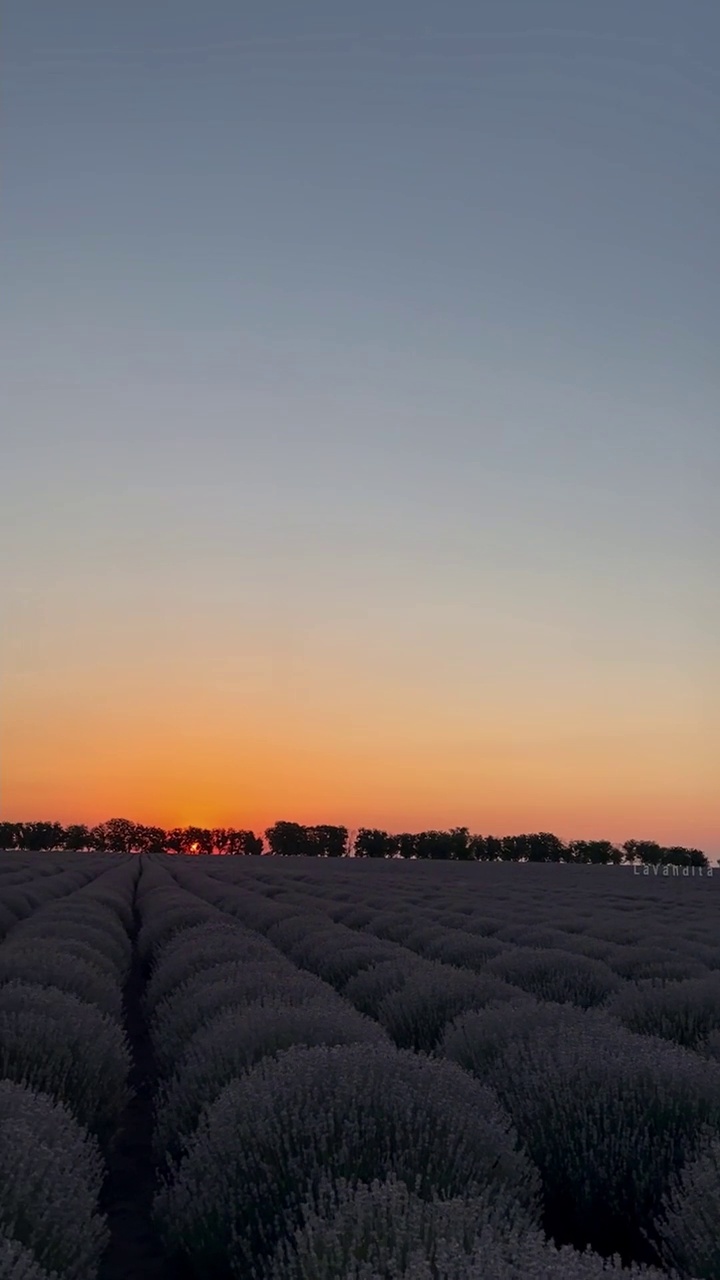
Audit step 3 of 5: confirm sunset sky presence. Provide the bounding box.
[2,1,718,854]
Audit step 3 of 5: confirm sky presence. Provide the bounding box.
[2,0,718,854]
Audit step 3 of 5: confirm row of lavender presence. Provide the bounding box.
[1,853,718,1277]
[160,855,720,1277]
[185,857,720,1058]
[134,856,671,1278]
[0,854,137,1279]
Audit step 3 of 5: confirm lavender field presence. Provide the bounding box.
[1,854,719,1280]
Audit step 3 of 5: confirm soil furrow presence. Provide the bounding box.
[98,887,174,1280]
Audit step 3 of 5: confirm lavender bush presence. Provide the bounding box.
[493,925,614,961]
[0,943,123,1022]
[137,898,221,970]
[265,917,326,950]
[268,1173,538,1280]
[0,1080,108,1280]
[144,922,277,1016]
[150,961,328,1076]
[440,998,594,1076]
[0,1233,59,1280]
[155,1041,541,1278]
[197,891,296,935]
[353,910,427,946]
[342,957,423,1017]
[0,980,132,1140]
[415,930,507,970]
[460,915,504,937]
[153,994,389,1163]
[325,904,375,929]
[699,1030,720,1062]
[0,904,21,938]
[273,931,402,989]
[269,1173,670,1280]
[483,947,620,1008]
[0,890,36,920]
[16,905,133,976]
[442,999,720,1264]
[86,888,134,933]
[650,1126,720,1279]
[376,963,534,1051]
[606,946,710,984]
[606,975,720,1049]
[7,934,121,986]
[71,917,134,976]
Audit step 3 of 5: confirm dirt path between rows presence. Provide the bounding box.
[98,893,177,1280]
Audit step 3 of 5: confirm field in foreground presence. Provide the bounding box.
[0,853,719,1280]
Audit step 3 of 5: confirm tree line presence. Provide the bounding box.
[0,818,711,867]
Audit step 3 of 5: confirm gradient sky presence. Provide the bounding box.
[2,0,719,853]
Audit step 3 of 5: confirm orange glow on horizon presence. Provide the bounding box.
[3,640,718,858]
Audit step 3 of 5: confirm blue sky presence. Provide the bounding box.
[2,1,718,851]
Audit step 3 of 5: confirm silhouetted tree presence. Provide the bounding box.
[415,830,461,860]
[308,825,349,857]
[0,815,710,868]
[497,832,565,862]
[353,828,393,858]
[467,834,487,860]
[415,831,440,859]
[500,834,530,861]
[448,826,474,859]
[62,824,90,851]
[213,827,263,855]
[89,818,140,854]
[605,841,624,865]
[177,826,213,855]
[658,844,708,869]
[684,847,709,868]
[133,824,167,854]
[529,832,567,862]
[567,839,621,865]
[163,826,212,855]
[19,821,65,852]
[485,835,504,861]
[466,834,501,861]
[264,821,312,857]
[622,839,664,866]
[212,828,232,855]
[0,823,21,850]
[396,833,419,859]
[237,829,264,856]
[619,840,708,869]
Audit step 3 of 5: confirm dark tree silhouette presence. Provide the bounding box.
[134,825,168,854]
[623,839,664,866]
[448,826,474,860]
[466,834,502,861]
[568,839,622,865]
[264,821,312,857]
[16,821,65,851]
[0,823,20,850]
[63,823,91,851]
[354,828,393,858]
[90,818,139,854]
[210,827,262,855]
[396,833,419,859]
[308,825,349,858]
[180,827,214,855]
[0,818,710,867]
